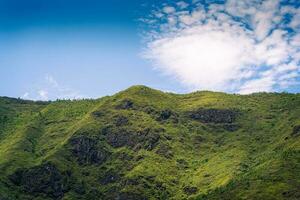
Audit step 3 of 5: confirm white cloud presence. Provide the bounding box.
[239,76,274,94]
[179,9,206,25]
[45,74,59,87]
[22,75,85,100]
[22,92,29,99]
[146,24,256,91]
[163,6,176,14]
[142,0,300,94]
[290,10,300,30]
[38,90,49,100]
[177,1,189,9]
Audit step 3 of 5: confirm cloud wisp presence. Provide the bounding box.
[22,75,84,100]
[142,0,300,94]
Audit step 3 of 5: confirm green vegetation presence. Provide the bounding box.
[0,86,299,200]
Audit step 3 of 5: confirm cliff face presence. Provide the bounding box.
[0,86,299,200]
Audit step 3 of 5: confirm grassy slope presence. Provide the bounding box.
[0,86,299,200]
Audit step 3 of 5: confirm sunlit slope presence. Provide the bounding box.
[0,86,299,200]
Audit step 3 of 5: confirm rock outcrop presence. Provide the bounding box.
[9,163,71,199]
[116,99,134,110]
[183,186,198,195]
[70,136,110,165]
[292,125,300,137]
[189,108,237,124]
[103,127,160,150]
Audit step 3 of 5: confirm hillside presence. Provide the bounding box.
[0,86,299,200]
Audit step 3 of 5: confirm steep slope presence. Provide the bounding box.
[0,86,299,200]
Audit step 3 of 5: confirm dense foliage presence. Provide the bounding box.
[0,86,299,200]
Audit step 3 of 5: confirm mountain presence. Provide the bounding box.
[0,85,299,200]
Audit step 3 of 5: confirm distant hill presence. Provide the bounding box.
[0,86,299,200]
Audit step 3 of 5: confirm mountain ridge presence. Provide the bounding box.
[0,86,299,200]
[3,85,299,102]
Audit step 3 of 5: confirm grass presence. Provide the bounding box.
[0,85,299,199]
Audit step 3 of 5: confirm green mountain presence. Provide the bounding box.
[0,86,299,200]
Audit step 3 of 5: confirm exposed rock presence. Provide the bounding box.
[91,110,105,118]
[183,186,198,195]
[114,115,129,126]
[156,109,179,123]
[70,136,110,165]
[222,123,239,132]
[143,107,178,123]
[0,194,10,200]
[165,134,172,141]
[105,130,134,148]
[74,181,86,195]
[82,171,90,176]
[143,106,157,115]
[104,128,160,150]
[116,99,134,110]
[158,109,172,120]
[9,163,71,199]
[282,189,300,198]
[99,170,121,185]
[156,144,173,159]
[291,125,300,137]
[189,108,237,124]
[123,177,140,186]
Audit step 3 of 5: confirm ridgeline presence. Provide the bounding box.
[0,86,299,200]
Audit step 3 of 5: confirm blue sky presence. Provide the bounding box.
[0,0,186,100]
[0,0,300,100]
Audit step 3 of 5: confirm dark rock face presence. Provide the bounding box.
[74,181,86,195]
[183,186,198,195]
[189,109,237,124]
[116,99,134,110]
[143,106,157,115]
[91,110,105,118]
[282,189,300,199]
[9,163,70,199]
[70,136,110,165]
[114,115,129,126]
[222,124,239,132]
[104,128,160,150]
[99,170,121,185]
[0,195,9,200]
[291,125,300,137]
[158,109,172,120]
[156,144,173,159]
[157,109,179,123]
[142,106,178,123]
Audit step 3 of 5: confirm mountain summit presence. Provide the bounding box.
[0,87,299,200]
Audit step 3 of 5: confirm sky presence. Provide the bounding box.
[0,0,300,100]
